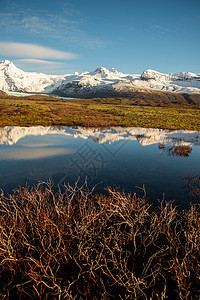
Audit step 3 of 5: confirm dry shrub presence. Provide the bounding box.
[0,182,199,299]
[168,145,192,157]
[158,144,192,157]
[158,143,166,150]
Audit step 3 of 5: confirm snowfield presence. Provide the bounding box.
[0,60,200,95]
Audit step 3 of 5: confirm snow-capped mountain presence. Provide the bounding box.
[140,69,200,92]
[0,60,200,96]
[141,69,200,82]
[52,66,200,97]
[0,126,200,147]
[52,67,142,98]
[0,60,65,93]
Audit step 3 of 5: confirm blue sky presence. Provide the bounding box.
[0,0,199,74]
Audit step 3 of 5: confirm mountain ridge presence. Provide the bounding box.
[0,60,200,98]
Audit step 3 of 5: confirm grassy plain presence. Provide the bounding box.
[0,95,200,130]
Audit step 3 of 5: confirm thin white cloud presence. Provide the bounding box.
[16,58,70,67]
[0,6,108,48]
[14,58,71,73]
[0,42,78,60]
[19,15,106,48]
[16,58,63,65]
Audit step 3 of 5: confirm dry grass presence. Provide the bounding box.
[0,181,199,299]
[1,97,200,130]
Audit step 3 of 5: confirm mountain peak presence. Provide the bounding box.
[0,59,66,93]
[0,60,19,72]
[141,69,200,83]
[141,69,163,80]
[90,67,122,78]
[93,67,108,73]
[0,59,12,65]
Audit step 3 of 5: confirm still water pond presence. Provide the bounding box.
[0,126,200,206]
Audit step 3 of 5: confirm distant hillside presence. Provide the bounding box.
[0,90,7,98]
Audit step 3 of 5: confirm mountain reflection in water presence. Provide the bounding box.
[0,126,199,207]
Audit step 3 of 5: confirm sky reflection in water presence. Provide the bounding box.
[0,126,200,207]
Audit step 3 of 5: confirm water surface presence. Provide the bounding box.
[0,126,200,206]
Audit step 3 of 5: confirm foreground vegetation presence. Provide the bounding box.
[0,181,199,299]
[0,95,200,130]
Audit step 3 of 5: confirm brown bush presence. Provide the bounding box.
[0,182,199,299]
[159,144,192,157]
